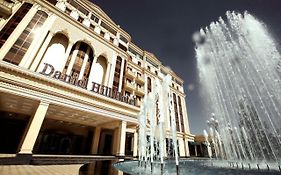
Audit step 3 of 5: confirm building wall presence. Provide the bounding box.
[0,0,193,162]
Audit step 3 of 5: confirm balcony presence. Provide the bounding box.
[135,86,145,96]
[124,82,136,92]
[135,74,145,84]
[0,0,14,18]
[125,69,136,79]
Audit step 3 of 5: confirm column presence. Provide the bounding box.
[30,31,54,71]
[184,137,190,157]
[20,14,56,69]
[104,62,111,86]
[133,131,138,157]
[78,47,90,80]
[118,58,125,92]
[0,5,38,61]
[61,41,74,70]
[66,42,80,75]
[116,121,127,157]
[91,127,101,154]
[18,101,49,154]
[108,55,117,88]
[87,54,98,90]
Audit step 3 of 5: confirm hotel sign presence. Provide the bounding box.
[39,63,136,106]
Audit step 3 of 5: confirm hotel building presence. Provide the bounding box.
[0,0,194,173]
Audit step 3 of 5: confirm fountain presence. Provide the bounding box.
[114,11,281,174]
[196,10,281,171]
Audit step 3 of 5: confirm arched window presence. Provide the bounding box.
[4,10,48,65]
[173,93,180,132]
[113,56,122,89]
[63,42,93,79]
[0,3,32,48]
[178,96,184,132]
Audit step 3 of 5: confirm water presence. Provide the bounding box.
[196,11,281,163]
[137,75,180,169]
[114,11,281,174]
[114,159,281,175]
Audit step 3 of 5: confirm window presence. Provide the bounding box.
[4,10,48,65]
[147,66,150,71]
[113,56,122,89]
[109,37,114,43]
[63,42,91,78]
[65,7,71,15]
[91,14,99,23]
[78,16,83,23]
[138,61,141,67]
[178,96,184,132]
[118,43,127,51]
[173,93,180,132]
[90,24,95,31]
[100,31,105,37]
[0,3,32,48]
[147,77,151,93]
[155,71,158,75]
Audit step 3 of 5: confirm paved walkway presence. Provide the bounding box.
[0,164,82,175]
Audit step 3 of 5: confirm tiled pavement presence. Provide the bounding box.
[0,164,82,175]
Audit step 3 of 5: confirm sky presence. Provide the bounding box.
[91,0,281,134]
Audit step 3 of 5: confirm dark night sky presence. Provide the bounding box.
[91,0,281,134]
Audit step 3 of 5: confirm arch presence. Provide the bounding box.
[63,41,94,80]
[91,55,107,85]
[38,33,69,72]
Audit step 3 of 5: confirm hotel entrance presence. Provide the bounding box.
[33,119,94,155]
[0,111,29,153]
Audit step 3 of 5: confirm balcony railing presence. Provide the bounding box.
[135,74,145,84]
[135,86,145,96]
[125,69,136,79]
[124,82,136,92]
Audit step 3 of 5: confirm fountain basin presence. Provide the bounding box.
[114,159,281,175]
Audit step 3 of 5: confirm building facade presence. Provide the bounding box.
[0,0,194,172]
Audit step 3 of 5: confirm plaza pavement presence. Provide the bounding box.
[0,164,82,175]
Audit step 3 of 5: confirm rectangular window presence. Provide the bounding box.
[0,3,32,48]
[91,14,99,23]
[4,10,48,65]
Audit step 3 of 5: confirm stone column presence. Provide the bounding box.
[116,121,127,157]
[108,54,117,88]
[104,62,111,86]
[18,101,49,154]
[91,127,101,154]
[133,131,138,157]
[30,31,54,71]
[78,46,90,80]
[66,42,80,75]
